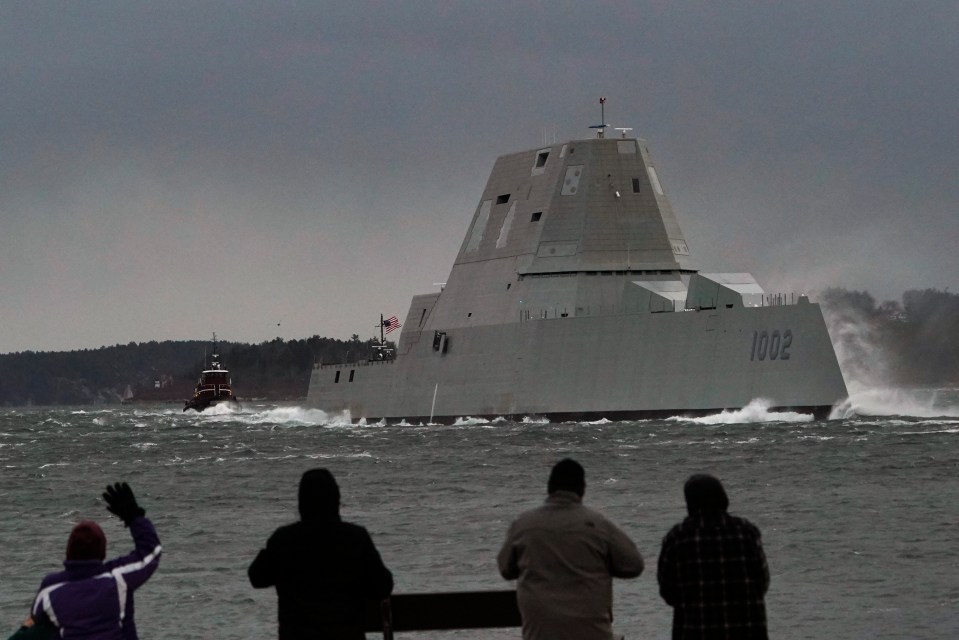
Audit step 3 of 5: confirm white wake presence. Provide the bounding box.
[669,398,815,424]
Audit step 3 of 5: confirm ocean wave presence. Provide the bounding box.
[193,402,243,417]
[304,451,373,460]
[668,398,815,425]
[356,417,390,427]
[246,406,346,427]
[195,405,353,427]
[897,428,959,435]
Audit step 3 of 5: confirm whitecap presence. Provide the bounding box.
[668,398,814,425]
[305,451,373,460]
[197,402,243,416]
[452,417,491,426]
[250,406,350,427]
[196,405,345,427]
[896,427,959,436]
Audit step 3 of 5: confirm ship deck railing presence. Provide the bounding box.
[362,590,520,639]
[314,358,396,370]
[519,292,808,321]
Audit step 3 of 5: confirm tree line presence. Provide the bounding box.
[0,334,386,406]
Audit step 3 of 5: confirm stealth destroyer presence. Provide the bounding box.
[307,119,847,423]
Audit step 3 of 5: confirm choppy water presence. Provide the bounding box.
[1,391,958,639]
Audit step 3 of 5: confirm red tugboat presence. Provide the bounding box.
[183,334,239,412]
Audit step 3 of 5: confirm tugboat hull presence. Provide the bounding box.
[184,333,239,412]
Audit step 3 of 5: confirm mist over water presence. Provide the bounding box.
[1,398,957,640]
[819,299,959,418]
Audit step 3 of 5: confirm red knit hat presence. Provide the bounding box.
[66,520,106,561]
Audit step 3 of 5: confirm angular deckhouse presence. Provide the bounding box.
[308,134,848,423]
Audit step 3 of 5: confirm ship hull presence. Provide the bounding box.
[308,302,845,424]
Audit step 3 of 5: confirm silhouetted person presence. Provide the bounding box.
[249,468,393,640]
[658,474,770,640]
[497,458,644,640]
[28,482,162,640]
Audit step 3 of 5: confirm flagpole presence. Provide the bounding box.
[380,314,385,344]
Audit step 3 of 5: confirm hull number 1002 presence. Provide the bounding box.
[750,329,792,361]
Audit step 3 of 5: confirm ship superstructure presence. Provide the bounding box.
[307,124,847,423]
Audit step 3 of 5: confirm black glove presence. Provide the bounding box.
[102,482,146,526]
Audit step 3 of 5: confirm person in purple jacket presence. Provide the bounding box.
[29,482,162,640]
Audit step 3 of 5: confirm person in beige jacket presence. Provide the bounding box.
[497,458,644,640]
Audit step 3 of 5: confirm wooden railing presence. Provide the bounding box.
[363,590,521,639]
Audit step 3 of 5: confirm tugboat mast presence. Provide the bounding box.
[211,332,221,369]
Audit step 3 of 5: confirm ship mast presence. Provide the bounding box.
[589,97,609,138]
[211,332,220,370]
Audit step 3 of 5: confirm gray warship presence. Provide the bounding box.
[307,120,848,423]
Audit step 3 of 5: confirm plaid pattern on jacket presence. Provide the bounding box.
[658,513,769,640]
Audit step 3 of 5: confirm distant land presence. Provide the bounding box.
[0,335,387,407]
[0,288,956,407]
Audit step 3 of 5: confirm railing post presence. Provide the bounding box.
[381,598,394,640]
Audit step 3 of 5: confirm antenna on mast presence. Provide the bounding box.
[589,97,609,138]
[615,127,633,138]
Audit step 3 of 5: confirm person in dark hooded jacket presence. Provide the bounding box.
[249,468,393,640]
[657,474,770,640]
[28,482,161,640]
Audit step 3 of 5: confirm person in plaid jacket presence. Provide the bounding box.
[658,474,769,640]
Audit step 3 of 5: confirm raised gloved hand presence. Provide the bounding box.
[102,482,146,526]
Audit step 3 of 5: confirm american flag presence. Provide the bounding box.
[384,315,402,334]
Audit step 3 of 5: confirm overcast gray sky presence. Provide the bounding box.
[2,1,956,353]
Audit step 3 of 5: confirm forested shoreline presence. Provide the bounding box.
[0,335,384,406]
[1,287,956,407]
